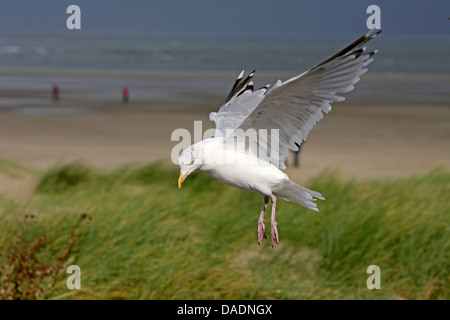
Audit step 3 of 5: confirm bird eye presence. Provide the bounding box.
[190,159,194,165]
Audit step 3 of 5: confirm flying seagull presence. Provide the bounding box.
[178,29,381,246]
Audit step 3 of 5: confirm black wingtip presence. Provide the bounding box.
[225,69,257,103]
[369,29,382,38]
[312,29,381,71]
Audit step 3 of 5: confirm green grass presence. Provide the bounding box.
[0,162,448,299]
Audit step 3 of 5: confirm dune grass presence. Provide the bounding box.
[0,162,448,299]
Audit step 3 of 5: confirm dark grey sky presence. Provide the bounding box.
[0,0,449,35]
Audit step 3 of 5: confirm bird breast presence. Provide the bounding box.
[198,139,288,196]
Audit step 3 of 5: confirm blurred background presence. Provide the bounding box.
[0,0,448,300]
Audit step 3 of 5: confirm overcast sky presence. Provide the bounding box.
[0,0,449,35]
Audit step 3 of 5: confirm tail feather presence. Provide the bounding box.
[275,180,325,212]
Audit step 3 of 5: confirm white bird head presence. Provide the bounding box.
[177,143,203,189]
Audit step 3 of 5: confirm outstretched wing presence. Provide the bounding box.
[215,29,381,169]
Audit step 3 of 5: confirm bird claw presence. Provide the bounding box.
[270,221,279,247]
[258,220,267,245]
[257,218,279,246]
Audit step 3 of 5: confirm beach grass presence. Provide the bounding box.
[0,162,448,299]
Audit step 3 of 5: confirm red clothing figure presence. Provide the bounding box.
[122,87,129,103]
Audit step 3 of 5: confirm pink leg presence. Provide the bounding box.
[258,196,269,245]
[270,195,279,247]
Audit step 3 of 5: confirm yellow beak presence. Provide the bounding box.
[178,173,187,189]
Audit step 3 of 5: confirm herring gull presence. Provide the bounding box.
[177,30,381,246]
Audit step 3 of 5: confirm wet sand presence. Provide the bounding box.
[0,68,449,185]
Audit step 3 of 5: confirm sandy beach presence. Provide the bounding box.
[0,68,449,186]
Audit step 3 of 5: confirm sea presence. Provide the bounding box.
[1,29,449,74]
[0,29,449,107]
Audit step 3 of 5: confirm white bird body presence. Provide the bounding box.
[188,138,323,210]
[177,30,381,246]
[192,138,289,196]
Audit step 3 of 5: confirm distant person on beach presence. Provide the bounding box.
[52,84,59,101]
[293,142,302,167]
[122,87,129,103]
